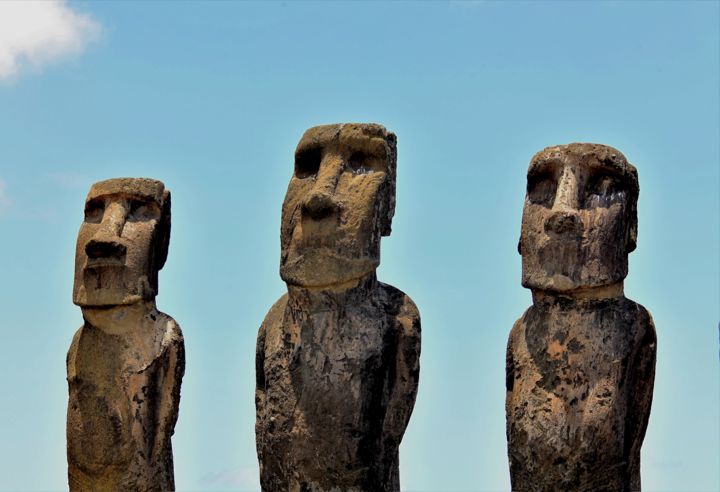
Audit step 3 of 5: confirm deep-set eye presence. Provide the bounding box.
[84,200,104,223]
[347,151,372,174]
[527,172,557,208]
[348,151,385,175]
[295,147,322,179]
[583,172,627,209]
[128,200,160,222]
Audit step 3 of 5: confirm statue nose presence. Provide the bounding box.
[85,239,127,259]
[303,191,339,220]
[545,211,581,236]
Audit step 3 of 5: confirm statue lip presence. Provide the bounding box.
[85,257,125,268]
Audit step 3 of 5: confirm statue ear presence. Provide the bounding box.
[625,167,639,254]
[627,213,637,253]
[155,190,171,270]
[379,185,395,237]
[380,134,397,237]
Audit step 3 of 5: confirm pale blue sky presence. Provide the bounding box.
[0,1,717,491]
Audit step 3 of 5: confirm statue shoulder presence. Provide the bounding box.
[153,312,185,357]
[508,307,532,348]
[66,324,85,380]
[259,293,289,337]
[620,297,657,345]
[68,324,85,353]
[378,282,420,337]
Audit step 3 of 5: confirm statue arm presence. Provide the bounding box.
[255,315,272,473]
[255,322,267,425]
[153,323,185,461]
[505,320,522,407]
[255,294,287,427]
[626,310,657,488]
[505,319,523,445]
[66,326,84,383]
[383,296,421,446]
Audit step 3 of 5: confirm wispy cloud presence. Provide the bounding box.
[0,0,100,81]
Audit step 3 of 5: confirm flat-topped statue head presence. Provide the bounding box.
[519,143,639,292]
[73,178,171,307]
[280,123,397,288]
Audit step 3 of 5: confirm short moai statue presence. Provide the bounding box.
[255,124,421,491]
[67,178,185,491]
[506,144,656,491]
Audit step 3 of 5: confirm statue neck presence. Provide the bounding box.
[532,281,625,306]
[81,300,158,335]
[286,272,378,311]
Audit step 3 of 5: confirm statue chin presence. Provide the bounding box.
[522,263,627,293]
[73,276,154,307]
[281,251,378,288]
[522,274,578,293]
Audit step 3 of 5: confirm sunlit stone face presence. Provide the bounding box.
[519,143,638,292]
[73,178,171,307]
[280,123,397,287]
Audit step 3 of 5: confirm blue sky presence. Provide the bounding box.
[0,1,717,490]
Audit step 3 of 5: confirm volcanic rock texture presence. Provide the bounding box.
[256,124,421,491]
[506,144,656,491]
[67,178,184,491]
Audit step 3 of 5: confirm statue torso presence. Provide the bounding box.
[66,313,183,491]
[257,282,419,491]
[506,296,656,491]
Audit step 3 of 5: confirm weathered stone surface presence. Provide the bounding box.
[506,144,656,491]
[256,124,421,491]
[67,178,184,491]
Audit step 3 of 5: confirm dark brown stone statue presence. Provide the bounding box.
[255,124,421,491]
[67,178,185,491]
[506,144,656,491]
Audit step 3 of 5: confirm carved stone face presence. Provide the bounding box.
[519,143,638,292]
[280,123,397,287]
[73,178,171,307]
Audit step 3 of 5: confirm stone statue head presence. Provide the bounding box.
[73,178,171,307]
[280,123,397,287]
[519,143,639,292]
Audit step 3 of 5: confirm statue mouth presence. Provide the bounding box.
[85,257,125,269]
[538,238,581,278]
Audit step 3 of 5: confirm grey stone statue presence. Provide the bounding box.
[255,124,421,491]
[67,178,184,491]
[506,144,656,491]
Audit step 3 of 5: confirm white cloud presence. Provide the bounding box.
[0,0,100,80]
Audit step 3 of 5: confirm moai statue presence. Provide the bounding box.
[506,144,657,491]
[67,178,185,491]
[255,124,421,491]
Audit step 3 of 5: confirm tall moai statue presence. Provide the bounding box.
[67,178,185,491]
[506,144,657,491]
[255,123,421,491]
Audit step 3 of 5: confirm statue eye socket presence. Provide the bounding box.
[583,172,627,209]
[128,200,159,222]
[527,171,557,208]
[295,147,321,179]
[348,151,372,174]
[84,200,104,223]
[348,151,384,175]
